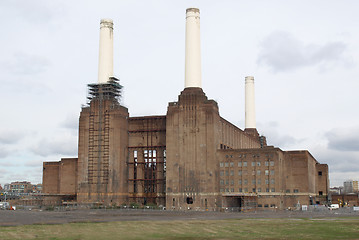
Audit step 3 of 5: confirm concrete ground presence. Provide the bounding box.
[0,209,358,226]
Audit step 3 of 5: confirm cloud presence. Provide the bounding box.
[258,121,302,148]
[30,133,77,157]
[0,0,65,24]
[60,114,79,131]
[0,130,24,145]
[310,144,359,186]
[325,127,359,152]
[257,31,348,72]
[1,53,51,75]
[0,147,10,159]
[24,159,44,167]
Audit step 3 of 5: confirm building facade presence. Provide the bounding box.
[42,8,329,210]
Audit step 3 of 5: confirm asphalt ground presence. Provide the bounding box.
[0,209,358,226]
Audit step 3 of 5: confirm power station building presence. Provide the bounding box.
[42,8,329,210]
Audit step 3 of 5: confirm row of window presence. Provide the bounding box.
[220,179,275,186]
[220,161,275,168]
[258,204,276,208]
[286,189,299,193]
[225,154,274,159]
[220,170,275,176]
[220,188,276,193]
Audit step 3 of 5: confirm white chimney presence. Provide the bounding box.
[185,8,202,88]
[98,19,114,84]
[245,76,256,129]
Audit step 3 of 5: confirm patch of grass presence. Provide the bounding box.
[0,217,359,239]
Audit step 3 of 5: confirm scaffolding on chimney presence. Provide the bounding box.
[86,76,122,186]
[87,76,122,105]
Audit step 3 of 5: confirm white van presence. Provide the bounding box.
[0,202,10,210]
[328,204,339,210]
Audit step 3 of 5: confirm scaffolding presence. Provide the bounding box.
[127,117,166,205]
[87,76,122,105]
[87,77,122,185]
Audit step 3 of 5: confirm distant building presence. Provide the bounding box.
[353,181,359,193]
[330,187,344,195]
[10,181,33,194]
[32,184,42,193]
[3,184,10,191]
[344,180,359,193]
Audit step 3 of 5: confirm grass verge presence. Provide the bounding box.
[1,217,359,239]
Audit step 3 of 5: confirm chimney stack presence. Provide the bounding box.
[98,19,114,84]
[245,76,256,129]
[185,8,202,88]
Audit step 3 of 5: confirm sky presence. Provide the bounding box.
[0,0,358,187]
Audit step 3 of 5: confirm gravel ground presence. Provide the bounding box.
[0,209,358,226]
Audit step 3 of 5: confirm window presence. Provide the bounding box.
[257,162,261,166]
[244,179,248,185]
[238,162,242,167]
[244,188,248,192]
[225,170,229,176]
[270,170,275,176]
[225,188,229,192]
[257,170,261,176]
[238,170,242,176]
[230,170,234,176]
[319,191,323,196]
[243,161,247,167]
[225,180,229,185]
[251,162,255,167]
[257,179,261,184]
[265,179,269,184]
[271,188,275,192]
[252,188,256,192]
[220,162,224,167]
[220,171,224,176]
[220,180,224,185]
[230,180,234,186]
[264,204,269,208]
[252,171,255,176]
[186,197,193,204]
[265,161,269,166]
[220,188,224,192]
[270,204,276,208]
[258,204,262,207]
[286,189,290,193]
[270,161,274,166]
[294,189,299,193]
[318,171,322,176]
[252,179,256,184]
[266,188,269,192]
[239,180,242,185]
[239,188,242,192]
[230,188,234,192]
[225,162,229,167]
[265,170,269,176]
[257,188,262,192]
[270,179,275,184]
[230,162,234,167]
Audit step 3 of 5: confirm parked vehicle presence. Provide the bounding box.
[328,204,339,210]
[0,202,10,210]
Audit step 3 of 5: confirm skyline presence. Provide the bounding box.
[0,0,358,187]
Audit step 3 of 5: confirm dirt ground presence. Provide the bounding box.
[0,209,358,226]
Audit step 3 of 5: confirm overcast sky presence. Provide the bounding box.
[0,0,358,187]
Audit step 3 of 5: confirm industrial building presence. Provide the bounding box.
[42,8,329,210]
